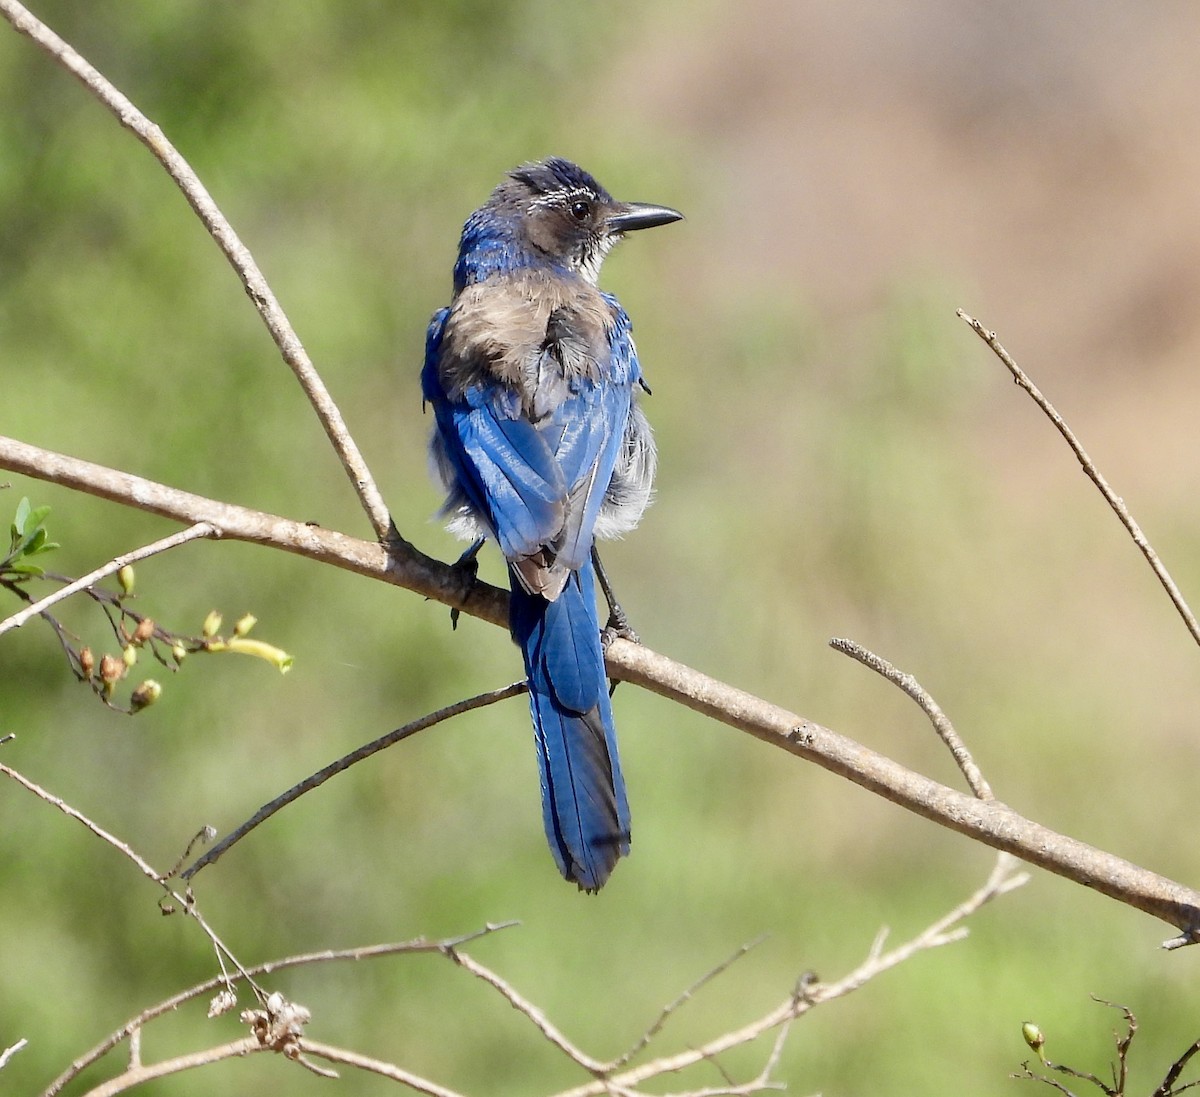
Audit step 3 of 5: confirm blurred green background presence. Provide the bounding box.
[5,1,1200,1093]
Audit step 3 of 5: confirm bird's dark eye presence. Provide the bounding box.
[569,199,591,221]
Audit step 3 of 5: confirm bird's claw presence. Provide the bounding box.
[448,541,483,631]
[601,607,640,648]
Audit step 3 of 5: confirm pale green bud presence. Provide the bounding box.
[130,679,162,712]
[1022,1022,1046,1063]
[225,637,294,673]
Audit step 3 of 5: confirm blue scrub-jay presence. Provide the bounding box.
[422,158,681,890]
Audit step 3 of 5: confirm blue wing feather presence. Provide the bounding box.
[424,276,643,890]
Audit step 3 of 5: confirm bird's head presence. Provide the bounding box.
[477,158,682,284]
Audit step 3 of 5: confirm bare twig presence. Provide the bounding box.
[1014,1000,1151,1096]
[0,1038,27,1070]
[611,937,767,1069]
[0,1,391,543]
[0,522,217,637]
[182,681,528,879]
[1100,998,1137,1096]
[830,637,994,800]
[0,761,162,883]
[551,856,1027,1097]
[0,761,263,1011]
[78,1003,474,1096]
[297,1040,467,1097]
[5,434,1200,941]
[161,826,217,883]
[959,310,1200,651]
[444,946,605,1073]
[1155,1038,1200,1097]
[44,924,516,1097]
[810,852,1027,1000]
[1012,1067,1081,1097]
[80,1038,262,1097]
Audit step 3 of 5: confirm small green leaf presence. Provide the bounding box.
[5,501,55,563]
[7,562,44,578]
[25,505,51,531]
[12,497,30,537]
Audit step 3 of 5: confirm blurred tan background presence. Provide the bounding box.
[4,2,1200,1093]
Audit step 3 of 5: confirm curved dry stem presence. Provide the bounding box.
[182,681,528,879]
[0,761,163,883]
[959,309,1200,651]
[830,637,994,800]
[0,0,391,543]
[610,937,767,1070]
[5,433,1200,940]
[80,1038,262,1097]
[0,760,268,1030]
[297,1040,466,1096]
[44,923,517,1097]
[444,947,605,1073]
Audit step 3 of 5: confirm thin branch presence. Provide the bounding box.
[1012,1067,1081,1097]
[80,1038,262,1097]
[444,946,605,1073]
[298,1040,467,1097]
[0,1038,27,1070]
[610,938,768,1070]
[0,522,216,637]
[757,1017,794,1091]
[5,434,1200,941]
[182,681,527,879]
[77,995,389,1095]
[44,923,517,1097]
[0,760,265,1015]
[830,638,994,800]
[0,761,162,883]
[1154,1039,1200,1097]
[959,309,1200,651]
[1094,998,1137,1096]
[0,1,391,543]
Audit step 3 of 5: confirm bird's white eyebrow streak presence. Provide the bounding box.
[528,187,593,213]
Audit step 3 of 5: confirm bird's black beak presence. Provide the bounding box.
[607,202,684,233]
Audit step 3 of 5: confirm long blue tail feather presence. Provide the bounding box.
[509,561,630,891]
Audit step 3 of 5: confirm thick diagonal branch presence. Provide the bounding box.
[5,432,1198,940]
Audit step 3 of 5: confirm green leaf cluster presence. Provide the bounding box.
[2,497,59,578]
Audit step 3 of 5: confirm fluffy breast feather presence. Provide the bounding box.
[437,270,617,420]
